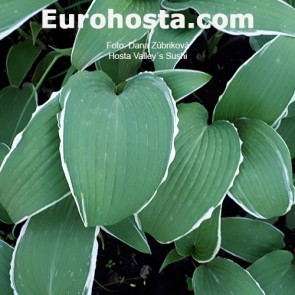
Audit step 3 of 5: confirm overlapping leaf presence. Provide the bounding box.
[162,0,295,37]
[103,216,151,254]
[213,36,295,126]
[0,92,69,223]
[0,240,13,295]
[7,40,42,87]
[149,10,202,70]
[175,206,221,263]
[0,0,57,40]
[72,0,160,69]
[11,197,99,295]
[60,71,177,227]
[139,103,241,243]
[248,250,295,295]
[229,119,293,218]
[0,84,37,147]
[155,70,211,102]
[221,217,285,263]
[193,257,265,295]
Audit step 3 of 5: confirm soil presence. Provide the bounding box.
[0,5,294,295]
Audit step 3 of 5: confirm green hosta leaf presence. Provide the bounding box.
[159,249,185,273]
[0,83,37,147]
[0,143,11,224]
[162,0,295,37]
[0,92,70,223]
[32,51,61,86]
[139,103,241,243]
[175,206,221,263]
[221,217,285,263]
[0,240,13,295]
[155,69,211,102]
[249,35,275,51]
[11,197,99,295]
[60,71,177,227]
[193,257,265,295]
[7,40,42,87]
[277,103,295,158]
[72,0,160,69]
[248,250,295,295]
[96,35,147,85]
[30,21,42,46]
[150,10,202,70]
[286,206,295,230]
[214,36,295,126]
[0,0,57,40]
[0,143,9,164]
[103,216,151,254]
[229,119,293,218]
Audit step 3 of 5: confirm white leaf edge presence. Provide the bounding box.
[0,1,57,40]
[136,120,244,244]
[154,69,212,102]
[220,217,285,263]
[161,0,295,37]
[0,91,71,224]
[192,257,266,295]
[59,71,179,227]
[10,216,100,295]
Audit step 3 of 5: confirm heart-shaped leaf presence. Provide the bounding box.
[221,217,285,263]
[0,0,57,40]
[11,197,99,295]
[72,0,160,69]
[149,10,202,70]
[213,36,295,126]
[60,71,177,227]
[248,250,295,295]
[0,92,70,223]
[0,83,37,147]
[103,216,151,254]
[229,119,293,219]
[193,257,265,295]
[162,0,295,37]
[139,103,242,243]
[0,143,9,165]
[175,206,221,263]
[0,240,14,295]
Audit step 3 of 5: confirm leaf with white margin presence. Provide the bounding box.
[0,143,12,224]
[103,216,151,254]
[139,103,242,243]
[0,0,57,40]
[175,205,221,263]
[248,250,295,295]
[155,69,211,102]
[213,36,295,126]
[0,240,14,295]
[159,249,186,272]
[0,92,70,224]
[149,10,202,70]
[71,0,160,70]
[229,118,293,219]
[221,217,285,263]
[277,102,295,158]
[11,197,99,295]
[162,0,295,37]
[59,71,177,227]
[193,257,265,295]
[0,83,37,147]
